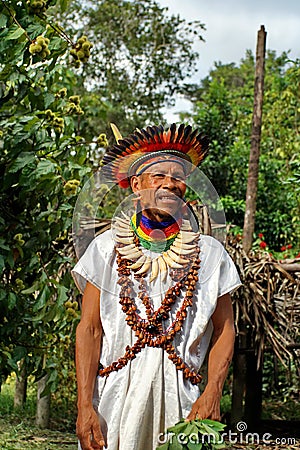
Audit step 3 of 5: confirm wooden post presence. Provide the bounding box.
[244,350,263,429]
[243,25,267,254]
[231,338,247,426]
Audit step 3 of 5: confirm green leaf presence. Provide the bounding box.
[156,442,170,450]
[23,117,41,132]
[167,420,189,434]
[182,423,196,436]
[213,443,226,449]
[27,308,47,322]
[35,159,57,178]
[0,255,4,274]
[187,442,202,450]
[57,285,68,306]
[0,13,8,28]
[59,0,70,13]
[13,346,27,362]
[33,285,51,312]
[170,438,184,450]
[7,358,18,372]
[8,153,36,173]
[200,419,226,432]
[44,93,56,108]
[8,292,17,310]
[6,26,25,40]
[21,282,39,294]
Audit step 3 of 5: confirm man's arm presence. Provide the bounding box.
[76,281,106,449]
[187,293,235,421]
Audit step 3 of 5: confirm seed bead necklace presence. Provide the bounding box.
[98,216,203,385]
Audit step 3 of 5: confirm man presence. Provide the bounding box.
[72,124,241,450]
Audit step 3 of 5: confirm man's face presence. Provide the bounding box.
[130,159,187,221]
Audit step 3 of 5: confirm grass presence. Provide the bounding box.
[0,377,299,450]
[0,419,77,450]
[0,377,77,450]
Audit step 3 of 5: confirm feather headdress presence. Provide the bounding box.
[102,123,209,188]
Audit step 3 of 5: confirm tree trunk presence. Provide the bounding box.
[244,350,263,429]
[14,361,27,408]
[36,374,50,428]
[243,25,267,253]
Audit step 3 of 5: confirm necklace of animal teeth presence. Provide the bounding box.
[112,213,200,282]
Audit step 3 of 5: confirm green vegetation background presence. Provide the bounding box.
[0,0,299,446]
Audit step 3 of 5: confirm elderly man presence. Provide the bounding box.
[72,124,241,450]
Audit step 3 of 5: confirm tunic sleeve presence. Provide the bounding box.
[217,246,242,297]
[71,231,114,294]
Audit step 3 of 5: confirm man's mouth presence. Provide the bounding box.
[156,193,180,203]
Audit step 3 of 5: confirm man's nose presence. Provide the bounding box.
[162,175,177,190]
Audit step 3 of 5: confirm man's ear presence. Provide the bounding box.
[130,175,140,193]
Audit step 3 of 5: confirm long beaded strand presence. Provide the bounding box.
[98,237,203,385]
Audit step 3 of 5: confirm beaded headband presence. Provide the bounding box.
[102,123,209,188]
[133,152,189,177]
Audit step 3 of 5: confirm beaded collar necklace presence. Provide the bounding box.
[130,213,182,253]
[98,214,203,385]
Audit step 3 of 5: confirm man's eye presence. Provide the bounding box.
[153,173,165,178]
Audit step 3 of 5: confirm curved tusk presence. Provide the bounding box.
[149,257,159,282]
[181,220,193,231]
[121,250,143,260]
[113,222,131,231]
[166,249,188,264]
[135,257,152,275]
[118,246,140,256]
[177,234,199,244]
[121,211,130,220]
[157,256,168,282]
[172,240,196,250]
[171,246,195,256]
[129,254,147,269]
[115,216,131,226]
[115,231,134,239]
[162,252,183,269]
[115,236,135,244]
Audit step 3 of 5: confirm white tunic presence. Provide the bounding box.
[72,230,241,450]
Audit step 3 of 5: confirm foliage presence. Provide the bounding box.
[60,0,205,132]
[0,0,208,400]
[156,419,226,450]
[182,51,300,250]
[0,0,102,389]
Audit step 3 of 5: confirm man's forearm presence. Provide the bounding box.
[76,321,102,408]
[206,321,235,393]
[187,294,236,421]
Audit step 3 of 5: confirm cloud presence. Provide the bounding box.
[159,0,300,77]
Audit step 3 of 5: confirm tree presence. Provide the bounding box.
[183,50,300,250]
[0,0,97,397]
[0,0,208,421]
[60,0,205,132]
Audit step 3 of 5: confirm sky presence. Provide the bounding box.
[157,0,300,119]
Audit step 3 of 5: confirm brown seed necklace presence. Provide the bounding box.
[98,218,203,385]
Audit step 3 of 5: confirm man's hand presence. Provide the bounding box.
[186,384,221,421]
[76,406,106,449]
